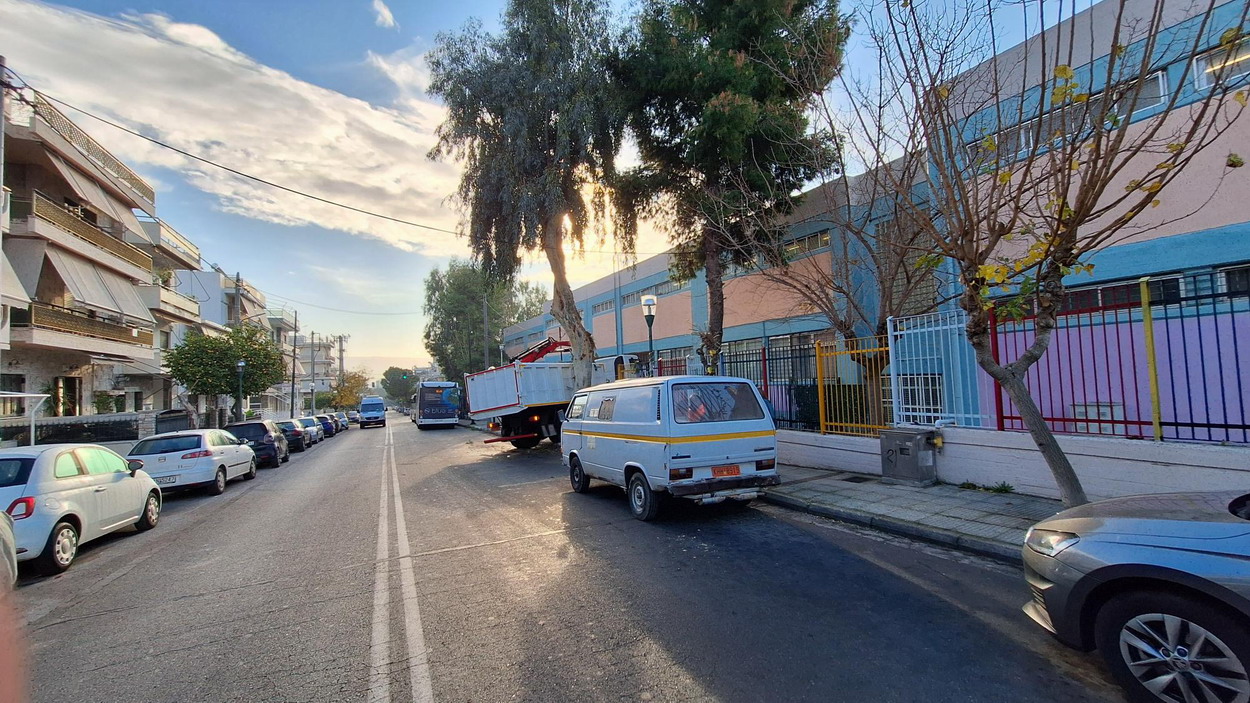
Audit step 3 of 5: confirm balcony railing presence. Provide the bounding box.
[12,302,154,347]
[15,192,153,270]
[32,93,156,205]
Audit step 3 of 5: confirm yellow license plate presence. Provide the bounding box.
[712,464,740,478]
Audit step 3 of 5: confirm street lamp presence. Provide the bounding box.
[499,343,505,366]
[641,294,657,377]
[235,360,246,422]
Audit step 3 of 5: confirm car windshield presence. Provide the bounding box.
[0,458,35,488]
[131,435,202,455]
[361,402,384,412]
[277,421,297,431]
[298,418,317,428]
[224,424,267,439]
[672,382,764,424]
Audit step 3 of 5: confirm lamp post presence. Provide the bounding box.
[235,360,246,422]
[499,344,505,366]
[641,295,657,377]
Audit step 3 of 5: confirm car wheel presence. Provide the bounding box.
[243,458,258,481]
[281,449,290,463]
[569,457,590,494]
[1095,590,1250,703]
[627,473,661,521]
[36,521,79,574]
[208,467,228,495]
[135,491,161,531]
[294,441,305,452]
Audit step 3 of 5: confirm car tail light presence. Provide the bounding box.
[756,458,776,471]
[263,432,275,444]
[6,497,35,520]
[181,450,212,459]
[669,467,693,480]
[292,428,303,435]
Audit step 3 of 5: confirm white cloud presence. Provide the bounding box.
[371,0,398,29]
[365,44,432,104]
[0,0,467,257]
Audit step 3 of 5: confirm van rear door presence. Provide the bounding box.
[668,381,776,481]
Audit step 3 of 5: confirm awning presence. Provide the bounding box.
[45,247,155,323]
[1,252,31,308]
[46,153,145,236]
[3,238,46,303]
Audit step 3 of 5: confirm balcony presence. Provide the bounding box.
[11,302,154,359]
[137,285,200,323]
[11,193,153,278]
[132,218,201,271]
[30,94,156,208]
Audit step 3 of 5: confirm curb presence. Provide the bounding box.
[761,492,1022,565]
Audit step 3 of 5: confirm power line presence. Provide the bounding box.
[256,288,422,316]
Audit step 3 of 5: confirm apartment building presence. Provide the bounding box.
[261,307,302,419]
[295,333,338,411]
[2,90,158,416]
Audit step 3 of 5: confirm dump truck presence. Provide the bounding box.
[465,338,637,448]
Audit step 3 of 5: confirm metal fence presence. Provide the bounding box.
[887,272,1250,444]
[815,336,893,437]
[722,344,823,431]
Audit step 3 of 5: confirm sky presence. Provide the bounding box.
[0,0,1083,380]
[0,0,671,379]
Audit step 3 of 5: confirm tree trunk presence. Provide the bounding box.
[700,233,725,375]
[542,215,597,389]
[966,312,1089,507]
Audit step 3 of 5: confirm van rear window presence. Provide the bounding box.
[672,383,764,424]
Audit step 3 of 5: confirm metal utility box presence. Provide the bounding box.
[879,428,937,486]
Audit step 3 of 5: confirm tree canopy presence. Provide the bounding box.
[165,325,286,423]
[615,0,850,370]
[426,0,624,387]
[380,367,418,403]
[331,370,371,409]
[422,259,547,381]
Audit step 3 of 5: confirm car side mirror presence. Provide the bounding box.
[237,438,248,445]
[127,459,144,476]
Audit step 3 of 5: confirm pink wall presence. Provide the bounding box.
[591,312,617,348]
[621,291,693,345]
[724,253,829,328]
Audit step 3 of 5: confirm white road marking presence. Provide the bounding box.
[367,447,392,703]
[388,424,437,703]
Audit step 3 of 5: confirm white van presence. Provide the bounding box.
[561,375,779,520]
[359,395,387,428]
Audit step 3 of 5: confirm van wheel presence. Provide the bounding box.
[628,473,661,521]
[569,457,590,493]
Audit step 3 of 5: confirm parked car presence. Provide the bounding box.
[347,410,360,424]
[329,414,344,433]
[296,417,324,444]
[359,396,386,428]
[0,513,16,587]
[1022,491,1250,703]
[277,420,309,452]
[1,444,161,574]
[315,414,337,438]
[562,376,779,521]
[223,420,290,468]
[335,412,350,430]
[128,430,257,496]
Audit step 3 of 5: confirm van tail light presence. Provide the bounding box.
[488,422,500,432]
[755,458,776,471]
[181,450,212,459]
[6,497,35,520]
[263,432,276,444]
[669,468,693,481]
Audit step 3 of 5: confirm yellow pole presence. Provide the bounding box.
[1139,277,1163,441]
[815,341,828,434]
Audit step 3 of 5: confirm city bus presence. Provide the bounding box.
[413,381,461,429]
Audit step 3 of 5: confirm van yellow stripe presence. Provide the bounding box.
[561,429,775,444]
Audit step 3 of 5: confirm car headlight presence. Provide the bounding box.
[1025,528,1080,557]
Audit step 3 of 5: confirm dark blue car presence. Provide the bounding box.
[315,414,337,437]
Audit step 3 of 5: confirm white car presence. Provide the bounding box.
[128,430,257,495]
[0,444,162,574]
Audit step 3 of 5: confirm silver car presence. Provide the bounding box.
[1023,491,1250,703]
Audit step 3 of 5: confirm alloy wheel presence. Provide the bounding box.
[1119,612,1250,703]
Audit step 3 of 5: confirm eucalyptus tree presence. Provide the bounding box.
[614,0,850,372]
[427,0,624,387]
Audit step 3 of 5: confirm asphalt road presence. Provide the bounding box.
[11,415,1125,702]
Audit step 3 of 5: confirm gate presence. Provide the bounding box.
[814,335,892,437]
[155,410,193,434]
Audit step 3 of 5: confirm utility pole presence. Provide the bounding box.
[337,334,347,384]
[309,331,318,415]
[288,310,298,417]
[233,272,242,326]
[1,56,8,374]
[482,270,490,369]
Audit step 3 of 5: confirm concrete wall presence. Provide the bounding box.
[936,427,1250,502]
[779,426,1250,502]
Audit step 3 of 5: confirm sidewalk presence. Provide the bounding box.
[762,465,1065,563]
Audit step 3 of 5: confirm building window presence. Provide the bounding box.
[159,330,172,349]
[591,300,614,315]
[1128,72,1168,114]
[783,230,831,258]
[0,374,25,417]
[1224,266,1250,294]
[1195,37,1250,89]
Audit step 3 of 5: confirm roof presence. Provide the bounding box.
[577,375,756,393]
[0,444,68,458]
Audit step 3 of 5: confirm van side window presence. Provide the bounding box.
[673,382,764,423]
[597,397,616,422]
[612,387,659,423]
[567,395,588,419]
